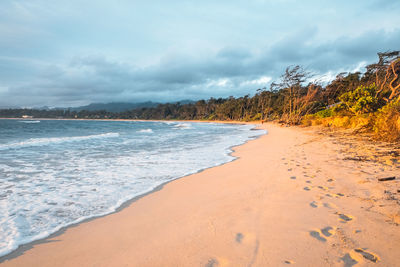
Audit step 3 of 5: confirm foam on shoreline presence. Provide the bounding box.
[0,120,265,258]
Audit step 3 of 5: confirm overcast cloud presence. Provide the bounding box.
[0,0,399,107]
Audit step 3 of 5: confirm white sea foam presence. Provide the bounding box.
[0,132,120,150]
[174,123,192,129]
[0,121,265,258]
[161,121,176,125]
[137,129,153,133]
[18,120,40,123]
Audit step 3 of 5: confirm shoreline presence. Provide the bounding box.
[0,117,260,124]
[1,122,399,266]
[0,121,265,262]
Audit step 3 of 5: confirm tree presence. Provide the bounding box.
[365,51,400,101]
[324,72,361,104]
[271,65,313,124]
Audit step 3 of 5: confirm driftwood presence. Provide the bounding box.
[378,177,396,182]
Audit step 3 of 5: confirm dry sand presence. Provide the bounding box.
[1,122,400,266]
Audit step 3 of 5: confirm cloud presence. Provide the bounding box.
[0,1,399,107]
[240,76,272,87]
[2,27,400,108]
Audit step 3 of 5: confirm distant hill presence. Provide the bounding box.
[174,99,195,105]
[0,100,197,113]
[68,100,195,113]
[69,102,160,112]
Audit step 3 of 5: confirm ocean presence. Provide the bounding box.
[0,119,265,257]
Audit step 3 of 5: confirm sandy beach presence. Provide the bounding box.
[1,122,399,266]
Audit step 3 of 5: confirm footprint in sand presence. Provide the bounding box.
[303,186,311,191]
[317,185,328,191]
[354,248,379,263]
[327,178,335,182]
[325,193,342,198]
[288,168,293,171]
[290,176,296,180]
[341,253,358,267]
[309,231,326,242]
[337,213,354,223]
[320,226,335,237]
[235,233,244,243]
[284,260,295,264]
[341,248,380,266]
[309,226,336,242]
[309,201,319,208]
[206,258,219,267]
[305,180,312,184]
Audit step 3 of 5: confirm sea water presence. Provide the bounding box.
[0,119,265,257]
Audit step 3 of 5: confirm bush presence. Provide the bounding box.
[330,116,351,128]
[373,100,400,141]
[251,113,262,121]
[339,84,382,114]
[315,108,334,118]
[207,114,216,120]
[302,114,317,126]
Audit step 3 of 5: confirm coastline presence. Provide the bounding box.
[0,117,257,124]
[0,120,264,261]
[1,122,400,266]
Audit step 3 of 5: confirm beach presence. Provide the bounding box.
[1,122,400,266]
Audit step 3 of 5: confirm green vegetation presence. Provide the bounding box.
[1,51,399,141]
[303,51,400,141]
[338,84,381,115]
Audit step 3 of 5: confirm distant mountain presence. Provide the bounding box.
[0,100,197,112]
[69,102,160,112]
[67,100,196,113]
[175,99,195,105]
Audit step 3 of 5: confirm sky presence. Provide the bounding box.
[0,0,399,108]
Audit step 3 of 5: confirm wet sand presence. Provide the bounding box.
[1,122,399,266]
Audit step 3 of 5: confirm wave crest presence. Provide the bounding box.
[18,120,41,124]
[174,123,192,129]
[0,132,120,150]
[137,129,153,133]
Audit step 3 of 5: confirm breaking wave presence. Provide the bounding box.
[0,132,120,150]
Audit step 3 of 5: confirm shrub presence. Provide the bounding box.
[373,99,400,141]
[251,113,262,121]
[207,114,216,120]
[315,108,334,118]
[302,114,317,126]
[339,84,382,114]
[332,103,347,113]
[330,116,351,128]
